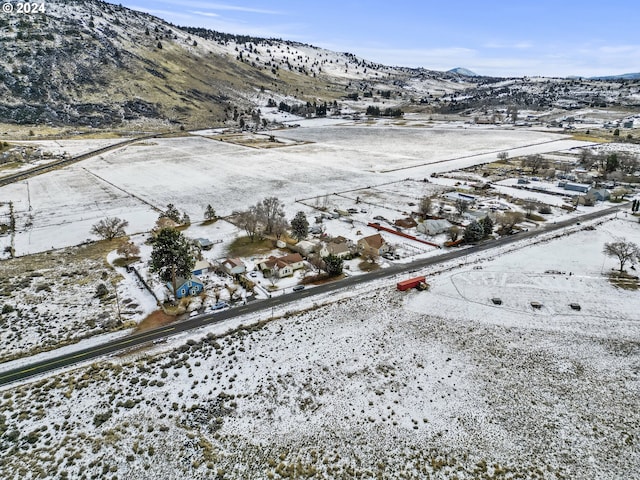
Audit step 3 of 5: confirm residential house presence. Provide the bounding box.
[168,275,204,299]
[417,219,453,235]
[357,233,390,257]
[587,188,610,202]
[258,253,305,278]
[319,241,351,259]
[222,257,246,275]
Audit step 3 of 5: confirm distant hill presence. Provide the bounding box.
[0,0,468,129]
[447,67,479,77]
[590,73,640,80]
[2,1,638,130]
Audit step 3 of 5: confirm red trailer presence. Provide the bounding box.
[396,276,427,291]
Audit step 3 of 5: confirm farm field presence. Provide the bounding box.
[0,217,637,479]
[0,122,593,256]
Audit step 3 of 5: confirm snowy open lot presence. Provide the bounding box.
[0,216,638,479]
[0,124,593,256]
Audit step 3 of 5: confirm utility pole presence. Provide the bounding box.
[114,286,122,324]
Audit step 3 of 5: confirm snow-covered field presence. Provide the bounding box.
[0,217,638,479]
[0,123,593,256]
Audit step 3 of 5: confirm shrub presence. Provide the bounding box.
[95,283,109,298]
[93,410,112,427]
[538,204,552,214]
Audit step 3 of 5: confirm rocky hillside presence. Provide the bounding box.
[2,0,637,130]
[0,0,470,129]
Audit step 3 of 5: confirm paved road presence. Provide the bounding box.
[0,203,626,386]
[0,134,161,187]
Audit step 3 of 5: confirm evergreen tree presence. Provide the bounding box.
[150,228,195,302]
[181,212,191,226]
[204,204,216,220]
[323,254,344,276]
[163,204,181,223]
[479,216,494,237]
[463,221,484,243]
[291,211,309,240]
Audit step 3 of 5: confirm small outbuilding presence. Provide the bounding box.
[417,219,453,236]
[294,240,319,256]
[192,260,211,275]
[194,238,214,250]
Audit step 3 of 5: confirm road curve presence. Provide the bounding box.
[0,203,625,387]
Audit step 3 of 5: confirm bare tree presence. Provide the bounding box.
[496,211,524,234]
[603,239,640,272]
[272,215,289,241]
[91,217,128,240]
[523,155,548,175]
[578,149,594,169]
[237,206,261,242]
[117,241,140,260]
[523,199,538,218]
[455,199,469,216]
[611,187,629,201]
[256,197,285,234]
[308,253,324,273]
[497,151,509,161]
[418,196,432,217]
[447,226,461,242]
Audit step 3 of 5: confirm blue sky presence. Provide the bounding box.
[115,1,639,77]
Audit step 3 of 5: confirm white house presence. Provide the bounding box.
[258,253,305,278]
[294,240,319,256]
[357,233,390,257]
[222,257,246,275]
[320,241,351,259]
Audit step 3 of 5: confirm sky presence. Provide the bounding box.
[115,1,640,78]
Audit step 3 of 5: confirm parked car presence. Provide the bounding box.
[210,302,230,311]
[292,285,305,292]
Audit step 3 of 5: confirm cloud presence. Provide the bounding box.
[190,10,220,18]
[483,41,532,50]
[151,0,282,15]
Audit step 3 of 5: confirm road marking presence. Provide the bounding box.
[0,327,175,382]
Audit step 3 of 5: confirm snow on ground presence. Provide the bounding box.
[1,127,594,256]
[0,242,140,362]
[6,138,131,157]
[0,217,638,479]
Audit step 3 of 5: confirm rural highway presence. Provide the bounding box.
[0,134,161,187]
[0,203,627,387]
